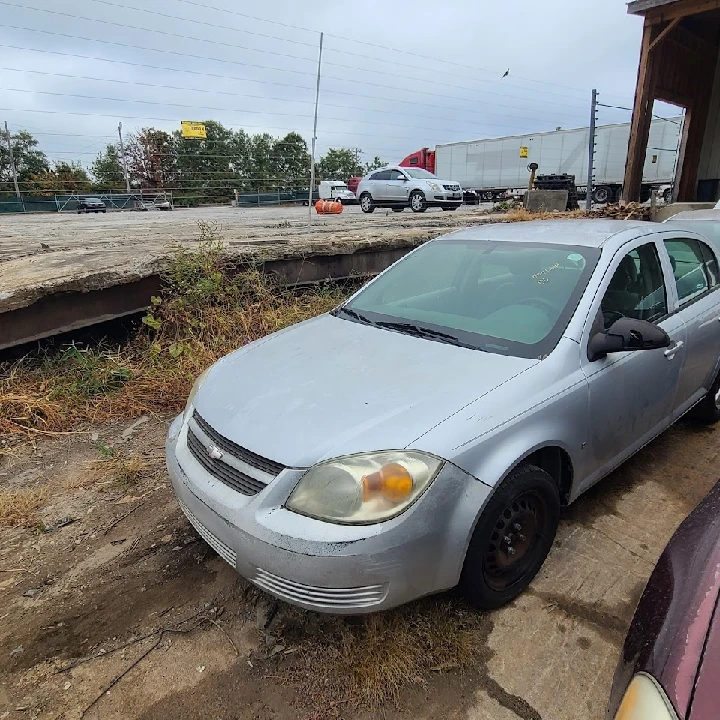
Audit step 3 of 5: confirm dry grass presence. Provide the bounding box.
[275,597,490,713]
[0,224,351,439]
[0,487,47,527]
[68,450,159,491]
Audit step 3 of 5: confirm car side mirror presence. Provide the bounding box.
[588,316,670,362]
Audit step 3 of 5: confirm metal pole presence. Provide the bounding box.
[585,89,597,212]
[117,121,131,194]
[4,121,20,198]
[308,32,324,226]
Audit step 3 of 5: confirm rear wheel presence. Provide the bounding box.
[663,187,673,204]
[359,193,375,214]
[409,191,427,213]
[461,464,560,610]
[592,186,612,204]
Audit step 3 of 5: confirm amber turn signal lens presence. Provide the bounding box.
[362,463,414,502]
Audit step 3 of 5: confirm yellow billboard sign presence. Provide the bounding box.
[181,121,207,139]
[519,146,529,158]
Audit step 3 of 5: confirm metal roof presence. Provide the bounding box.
[627,0,682,15]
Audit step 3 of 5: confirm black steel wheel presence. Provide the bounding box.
[461,464,560,610]
[690,364,720,424]
[663,187,673,204]
[592,186,612,204]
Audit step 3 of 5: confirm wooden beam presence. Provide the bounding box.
[649,17,681,50]
[645,0,720,23]
[623,23,660,202]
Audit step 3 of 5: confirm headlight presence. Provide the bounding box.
[427,181,441,192]
[183,368,210,421]
[614,674,678,720]
[286,450,443,524]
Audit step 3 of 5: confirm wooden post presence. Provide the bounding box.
[623,21,659,203]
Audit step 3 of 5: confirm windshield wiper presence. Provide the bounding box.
[373,320,470,348]
[333,306,376,326]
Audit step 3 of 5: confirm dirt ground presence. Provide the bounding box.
[1,410,717,720]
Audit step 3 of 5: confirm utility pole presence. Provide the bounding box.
[4,121,20,198]
[308,32,324,226]
[586,89,598,212]
[117,121,131,194]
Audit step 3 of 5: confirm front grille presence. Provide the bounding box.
[187,428,267,496]
[193,411,284,476]
[178,501,237,568]
[252,568,388,609]
[443,184,460,191]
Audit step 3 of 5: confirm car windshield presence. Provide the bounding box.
[403,168,436,179]
[337,239,600,358]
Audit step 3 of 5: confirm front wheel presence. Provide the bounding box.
[592,186,612,204]
[409,191,427,213]
[460,464,560,610]
[691,367,720,423]
[359,193,375,214]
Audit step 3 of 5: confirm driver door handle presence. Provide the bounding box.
[664,340,684,359]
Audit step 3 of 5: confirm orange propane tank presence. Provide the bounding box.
[315,200,343,214]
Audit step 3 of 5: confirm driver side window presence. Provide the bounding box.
[601,243,668,329]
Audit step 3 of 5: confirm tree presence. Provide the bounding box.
[273,132,310,187]
[248,133,278,191]
[0,129,49,194]
[315,148,363,181]
[174,120,239,203]
[125,128,176,188]
[364,156,385,173]
[29,161,92,195]
[91,144,125,191]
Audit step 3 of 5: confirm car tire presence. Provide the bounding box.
[77,210,82,214]
[460,464,560,610]
[409,191,427,213]
[690,367,720,424]
[592,186,612,204]
[359,193,375,214]
[392,207,404,213]
[663,187,673,204]
[102,209,106,213]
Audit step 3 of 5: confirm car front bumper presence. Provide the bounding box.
[166,414,491,614]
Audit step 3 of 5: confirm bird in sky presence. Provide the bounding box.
[502,69,510,78]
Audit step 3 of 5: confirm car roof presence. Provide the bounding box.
[439,219,653,248]
[665,209,720,221]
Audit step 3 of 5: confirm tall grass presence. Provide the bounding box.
[0,224,351,437]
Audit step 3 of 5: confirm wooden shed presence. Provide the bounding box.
[624,0,720,203]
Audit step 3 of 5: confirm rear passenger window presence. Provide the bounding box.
[664,239,717,304]
[371,170,391,181]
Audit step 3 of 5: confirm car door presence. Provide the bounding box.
[660,233,720,413]
[578,237,686,492]
[367,170,391,200]
[385,169,410,202]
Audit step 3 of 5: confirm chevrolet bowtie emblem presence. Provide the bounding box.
[206,444,224,460]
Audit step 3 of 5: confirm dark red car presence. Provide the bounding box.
[607,480,720,719]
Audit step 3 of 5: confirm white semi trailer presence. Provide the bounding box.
[431,117,682,204]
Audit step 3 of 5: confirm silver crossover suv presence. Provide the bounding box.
[356,165,462,213]
[167,220,720,614]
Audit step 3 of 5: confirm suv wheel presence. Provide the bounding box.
[460,464,560,610]
[409,191,427,213]
[359,193,375,214]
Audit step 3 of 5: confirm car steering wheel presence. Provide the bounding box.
[517,297,557,316]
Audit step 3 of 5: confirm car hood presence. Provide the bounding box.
[194,314,536,468]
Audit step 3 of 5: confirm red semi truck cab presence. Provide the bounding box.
[399,148,436,175]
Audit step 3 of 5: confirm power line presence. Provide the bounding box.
[0,22,593,116]
[0,45,590,124]
[84,0,593,108]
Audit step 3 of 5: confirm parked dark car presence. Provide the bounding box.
[606,479,720,719]
[77,197,106,214]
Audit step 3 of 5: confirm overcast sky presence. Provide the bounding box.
[0,0,678,168]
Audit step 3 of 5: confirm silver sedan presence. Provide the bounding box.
[166,220,720,613]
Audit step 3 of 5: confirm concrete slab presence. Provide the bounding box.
[0,204,500,349]
[524,190,569,213]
